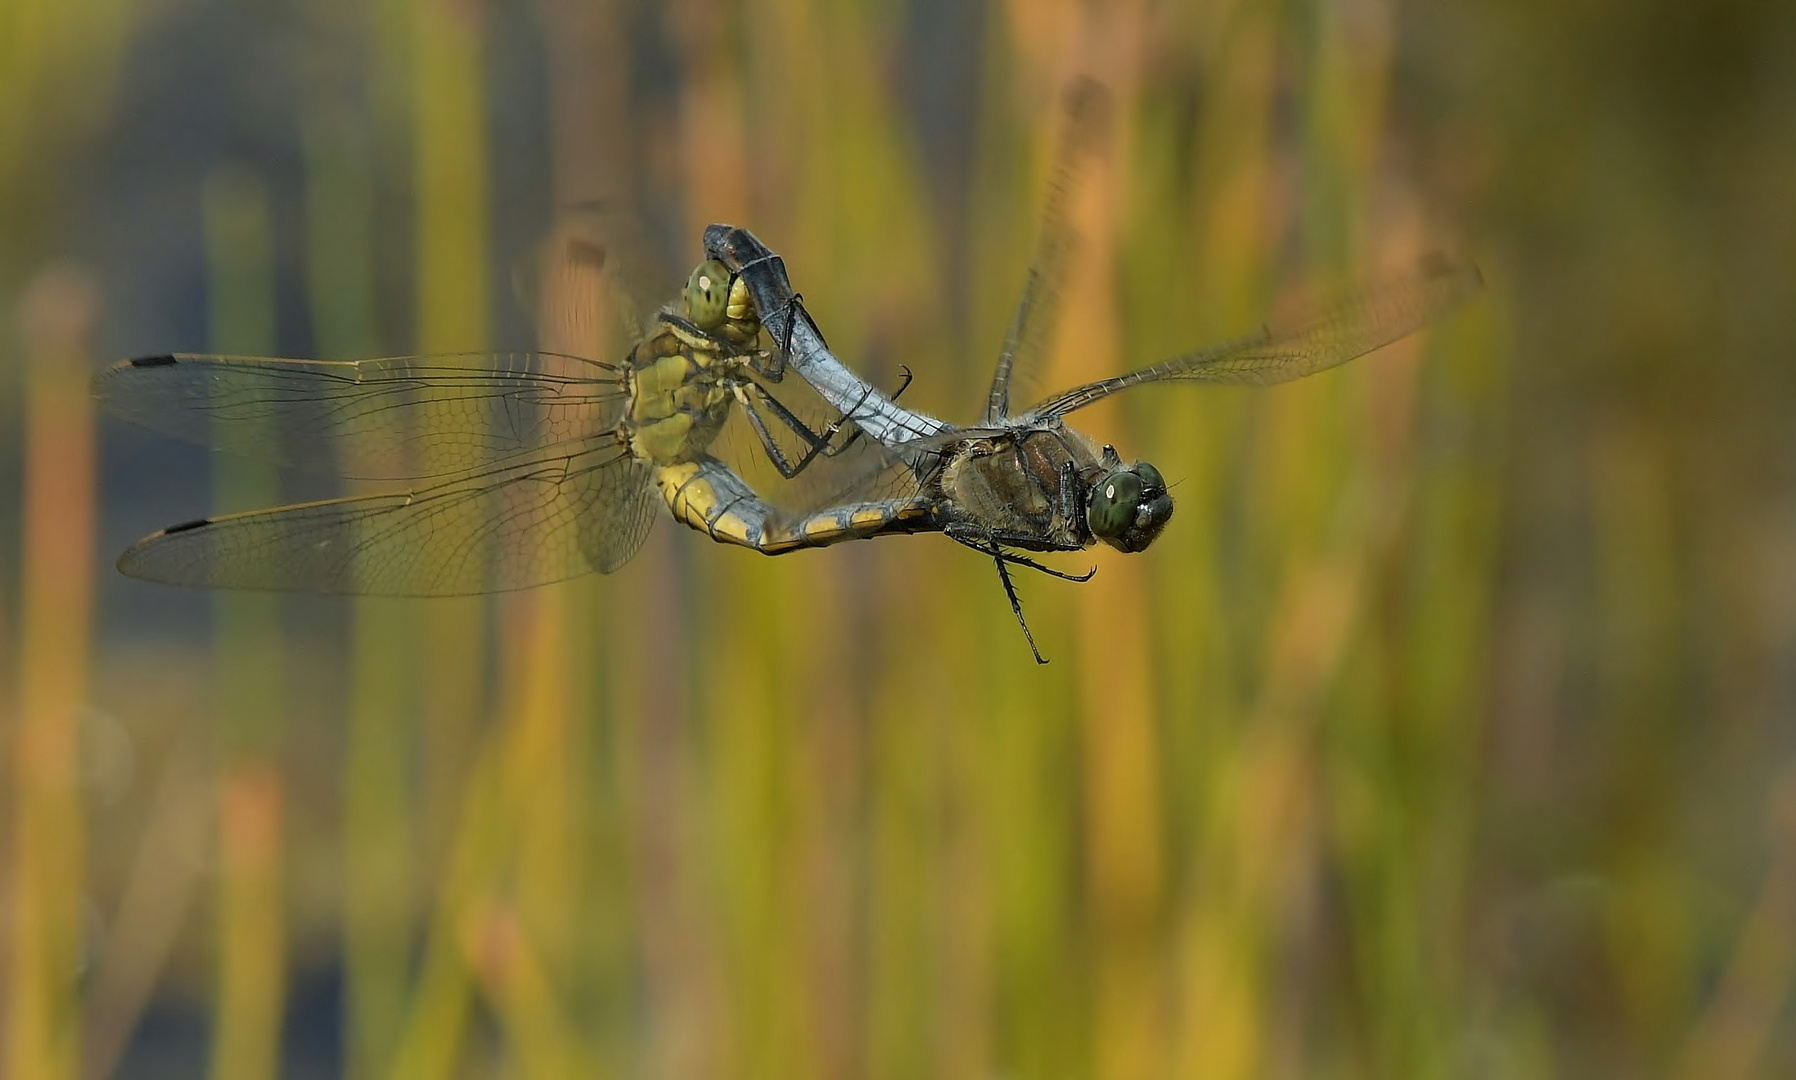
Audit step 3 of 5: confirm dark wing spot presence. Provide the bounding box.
[162,517,211,534]
[129,354,179,367]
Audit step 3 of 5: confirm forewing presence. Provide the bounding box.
[116,440,655,595]
[518,202,680,348]
[986,77,1113,423]
[1025,254,1484,419]
[94,351,627,480]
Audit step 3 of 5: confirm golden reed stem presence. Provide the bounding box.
[7,263,99,1080]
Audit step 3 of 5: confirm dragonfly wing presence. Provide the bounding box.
[94,351,627,480]
[764,425,990,521]
[519,202,679,349]
[986,77,1112,423]
[577,454,659,573]
[1025,254,1484,419]
[116,439,652,595]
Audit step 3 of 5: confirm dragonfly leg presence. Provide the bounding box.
[750,292,849,383]
[949,524,1092,569]
[827,366,913,456]
[737,385,831,479]
[779,292,830,357]
[738,365,917,478]
[745,347,788,382]
[993,554,1048,665]
[738,375,880,478]
[756,291,897,419]
[945,529,1103,663]
[985,544,1048,665]
[988,547,1097,582]
[747,291,826,385]
[1056,461,1088,542]
[658,310,734,350]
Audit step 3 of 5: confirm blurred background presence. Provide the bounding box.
[3,0,1795,1076]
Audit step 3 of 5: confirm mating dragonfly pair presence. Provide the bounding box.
[100,90,1479,662]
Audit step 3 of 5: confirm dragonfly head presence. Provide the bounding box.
[1087,450,1173,553]
[685,259,734,330]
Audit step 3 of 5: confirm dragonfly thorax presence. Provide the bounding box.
[932,427,1098,552]
[623,277,769,467]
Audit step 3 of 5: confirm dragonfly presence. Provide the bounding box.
[98,234,900,595]
[681,81,1483,662]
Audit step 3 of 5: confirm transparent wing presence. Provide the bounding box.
[986,77,1113,423]
[116,441,658,595]
[754,425,989,522]
[516,200,682,348]
[1024,255,1484,419]
[94,351,628,480]
[578,455,660,574]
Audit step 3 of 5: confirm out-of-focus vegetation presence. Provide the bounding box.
[2,0,1794,1076]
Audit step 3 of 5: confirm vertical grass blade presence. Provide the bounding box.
[7,263,99,1080]
[201,164,287,1080]
[385,0,492,1071]
[303,85,419,1080]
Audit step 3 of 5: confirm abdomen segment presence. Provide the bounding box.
[656,457,934,554]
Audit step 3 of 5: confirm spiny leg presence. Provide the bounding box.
[738,377,879,478]
[659,310,735,351]
[990,547,1048,665]
[744,291,820,385]
[997,550,1097,583]
[828,366,912,455]
[947,527,1096,580]
[736,382,830,478]
[1057,461,1083,537]
[946,530,1099,664]
[754,280,913,454]
[779,292,829,358]
[738,365,918,478]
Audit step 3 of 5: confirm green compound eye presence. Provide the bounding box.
[1089,461,1174,552]
[685,259,732,329]
[1088,468,1142,541]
